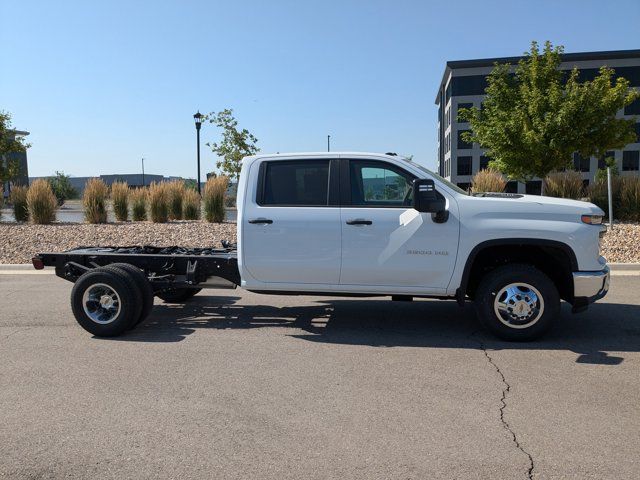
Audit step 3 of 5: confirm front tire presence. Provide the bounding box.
[474,264,560,341]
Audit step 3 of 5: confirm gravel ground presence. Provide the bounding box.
[0,221,237,264]
[0,221,638,264]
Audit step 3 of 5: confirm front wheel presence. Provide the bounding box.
[474,264,560,341]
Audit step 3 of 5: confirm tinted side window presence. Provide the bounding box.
[261,160,329,206]
[349,161,415,207]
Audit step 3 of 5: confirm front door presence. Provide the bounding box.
[339,159,459,290]
[242,158,342,285]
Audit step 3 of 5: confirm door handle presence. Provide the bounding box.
[346,219,372,225]
[248,218,273,224]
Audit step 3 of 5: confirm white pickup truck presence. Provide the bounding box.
[33,152,610,341]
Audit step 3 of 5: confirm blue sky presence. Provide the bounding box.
[2,0,639,178]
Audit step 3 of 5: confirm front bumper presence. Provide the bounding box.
[571,265,610,312]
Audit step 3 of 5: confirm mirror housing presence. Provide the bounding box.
[412,179,448,223]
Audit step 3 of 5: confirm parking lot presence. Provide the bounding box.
[1,272,639,479]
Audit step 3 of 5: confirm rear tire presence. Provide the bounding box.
[107,263,155,326]
[71,269,139,337]
[156,288,202,303]
[474,264,560,341]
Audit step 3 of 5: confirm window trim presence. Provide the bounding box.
[256,158,338,207]
[340,158,417,208]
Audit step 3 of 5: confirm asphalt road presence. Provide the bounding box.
[1,273,639,479]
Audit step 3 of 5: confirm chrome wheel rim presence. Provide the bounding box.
[493,282,544,329]
[82,283,121,324]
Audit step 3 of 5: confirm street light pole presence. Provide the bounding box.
[193,111,203,195]
[327,135,330,152]
[141,157,145,187]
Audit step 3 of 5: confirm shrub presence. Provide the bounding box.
[83,178,109,223]
[111,181,129,221]
[149,182,170,223]
[543,170,583,199]
[203,176,228,223]
[27,179,57,224]
[587,178,622,221]
[183,189,201,220]
[619,177,640,221]
[10,185,29,222]
[47,171,78,206]
[167,180,185,220]
[471,169,506,194]
[130,187,148,221]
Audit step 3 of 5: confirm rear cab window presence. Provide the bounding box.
[258,160,330,206]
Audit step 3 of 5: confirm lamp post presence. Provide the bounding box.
[193,111,203,194]
[327,135,331,152]
[141,157,145,187]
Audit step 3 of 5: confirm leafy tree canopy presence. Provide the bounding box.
[206,109,259,180]
[459,41,639,183]
[0,110,30,184]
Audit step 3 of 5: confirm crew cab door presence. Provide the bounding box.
[241,157,341,285]
[339,158,459,290]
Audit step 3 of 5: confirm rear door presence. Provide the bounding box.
[242,157,342,285]
[339,158,459,290]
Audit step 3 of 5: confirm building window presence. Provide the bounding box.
[598,151,615,169]
[625,98,640,116]
[622,151,640,171]
[457,103,473,123]
[573,153,590,172]
[505,181,518,194]
[451,75,488,96]
[457,130,472,149]
[526,180,542,195]
[457,182,471,192]
[457,156,472,176]
[479,155,491,170]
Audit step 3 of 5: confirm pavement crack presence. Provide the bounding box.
[477,338,535,480]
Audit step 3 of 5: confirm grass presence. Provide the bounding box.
[587,178,622,221]
[111,181,129,221]
[83,178,109,223]
[130,187,148,221]
[544,170,584,199]
[471,169,506,194]
[168,181,185,220]
[27,179,57,224]
[203,176,228,223]
[149,182,170,223]
[183,188,201,220]
[619,177,640,221]
[10,185,29,222]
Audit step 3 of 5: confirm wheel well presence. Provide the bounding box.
[462,243,575,302]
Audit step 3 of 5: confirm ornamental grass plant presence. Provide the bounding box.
[544,170,584,199]
[149,182,170,223]
[10,185,29,222]
[183,188,201,220]
[168,180,186,220]
[203,176,228,223]
[471,168,506,194]
[131,187,148,221]
[111,181,129,221]
[83,178,109,224]
[27,179,57,224]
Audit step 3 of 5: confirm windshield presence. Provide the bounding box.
[409,161,470,195]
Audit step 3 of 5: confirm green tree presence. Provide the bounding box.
[206,109,259,180]
[47,171,78,206]
[459,41,639,190]
[0,111,30,184]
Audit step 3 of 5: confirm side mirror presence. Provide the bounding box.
[412,179,448,223]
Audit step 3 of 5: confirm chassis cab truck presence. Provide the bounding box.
[33,152,610,341]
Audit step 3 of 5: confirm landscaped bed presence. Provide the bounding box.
[1,220,639,265]
[0,221,237,264]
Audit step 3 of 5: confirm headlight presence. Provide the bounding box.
[581,214,603,225]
